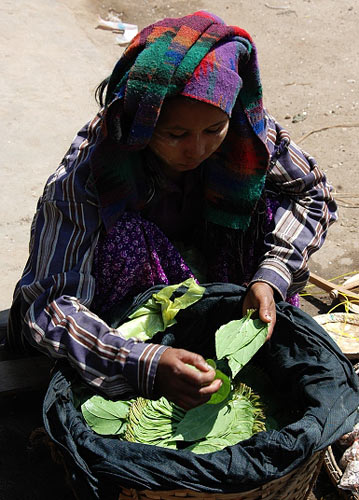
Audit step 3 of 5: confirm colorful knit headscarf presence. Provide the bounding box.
[90,11,270,231]
[180,38,243,117]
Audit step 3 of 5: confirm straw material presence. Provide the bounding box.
[323,363,359,500]
[324,446,359,500]
[119,450,325,500]
[313,313,359,359]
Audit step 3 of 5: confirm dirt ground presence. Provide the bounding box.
[1,0,358,498]
[1,0,359,315]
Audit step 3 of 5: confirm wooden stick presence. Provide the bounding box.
[309,272,359,301]
[342,279,359,291]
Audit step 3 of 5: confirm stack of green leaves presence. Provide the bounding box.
[80,307,269,454]
[173,383,266,453]
[125,397,185,448]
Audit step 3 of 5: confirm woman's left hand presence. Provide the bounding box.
[242,282,276,339]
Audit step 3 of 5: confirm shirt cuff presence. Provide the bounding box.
[122,342,169,399]
[249,259,292,300]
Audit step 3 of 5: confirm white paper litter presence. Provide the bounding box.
[95,16,138,46]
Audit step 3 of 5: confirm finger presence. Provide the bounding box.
[180,351,212,372]
[258,306,272,324]
[181,363,216,387]
[199,378,223,396]
[173,373,222,402]
[255,289,275,324]
[181,379,223,409]
[176,394,211,410]
[258,302,274,332]
[258,300,275,339]
[266,311,276,340]
[172,383,216,410]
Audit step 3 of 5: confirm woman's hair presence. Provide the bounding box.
[95,77,111,108]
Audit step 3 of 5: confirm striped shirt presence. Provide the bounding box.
[9,112,337,398]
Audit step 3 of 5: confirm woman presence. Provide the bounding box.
[7,11,337,409]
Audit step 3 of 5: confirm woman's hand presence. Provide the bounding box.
[242,282,276,339]
[155,348,222,410]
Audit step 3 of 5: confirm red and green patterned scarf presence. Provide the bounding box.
[90,11,270,231]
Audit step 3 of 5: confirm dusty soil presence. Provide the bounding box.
[1,0,359,316]
[1,0,358,498]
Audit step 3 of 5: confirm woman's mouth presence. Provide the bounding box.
[179,161,201,168]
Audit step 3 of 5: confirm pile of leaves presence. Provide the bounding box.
[124,382,265,453]
[80,308,272,454]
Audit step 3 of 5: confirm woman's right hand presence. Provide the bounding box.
[155,348,222,410]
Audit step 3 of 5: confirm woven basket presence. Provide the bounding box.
[119,449,325,500]
[313,313,359,359]
[323,362,359,499]
[324,446,359,500]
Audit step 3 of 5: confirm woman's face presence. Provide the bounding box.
[148,97,229,179]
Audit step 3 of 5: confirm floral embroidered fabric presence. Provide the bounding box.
[92,208,299,315]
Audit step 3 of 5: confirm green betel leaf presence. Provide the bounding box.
[173,398,232,442]
[206,358,217,369]
[82,406,126,435]
[228,320,268,378]
[215,319,249,360]
[118,278,205,341]
[79,380,266,455]
[215,310,268,378]
[119,301,165,341]
[207,368,231,405]
[185,436,231,454]
[152,278,205,329]
[81,396,132,436]
[83,396,133,419]
[185,423,254,454]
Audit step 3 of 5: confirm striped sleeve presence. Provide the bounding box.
[250,115,338,299]
[13,118,168,399]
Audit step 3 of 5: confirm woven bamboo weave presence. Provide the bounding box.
[118,449,325,500]
[323,363,359,500]
[324,446,359,500]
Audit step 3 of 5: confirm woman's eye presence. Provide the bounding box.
[206,126,222,134]
[169,132,186,139]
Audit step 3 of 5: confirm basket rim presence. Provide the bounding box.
[119,450,325,500]
[313,314,359,358]
[313,312,359,325]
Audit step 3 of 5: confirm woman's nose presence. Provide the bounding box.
[184,134,206,159]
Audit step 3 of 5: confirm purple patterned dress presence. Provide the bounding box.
[92,201,299,315]
[92,212,195,313]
